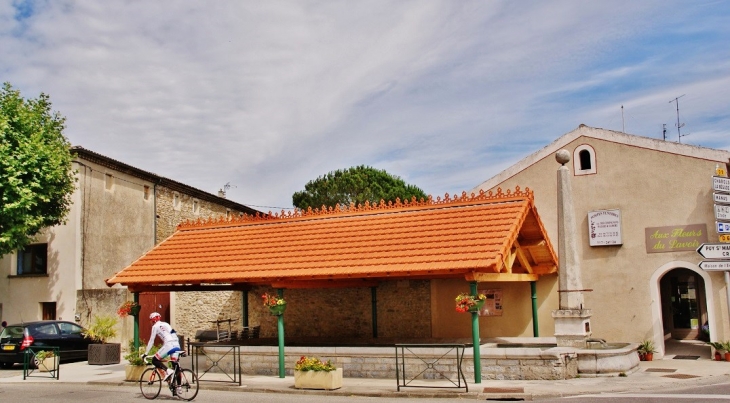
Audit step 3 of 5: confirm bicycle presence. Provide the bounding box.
[139,352,199,401]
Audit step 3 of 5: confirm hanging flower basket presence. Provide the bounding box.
[262,293,287,316]
[269,303,287,316]
[117,301,141,318]
[455,293,487,313]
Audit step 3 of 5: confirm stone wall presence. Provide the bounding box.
[193,345,577,381]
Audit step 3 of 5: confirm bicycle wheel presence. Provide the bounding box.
[175,368,199,401]
[139,367,162,399]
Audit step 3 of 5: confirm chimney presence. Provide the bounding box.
[218,189,226,198]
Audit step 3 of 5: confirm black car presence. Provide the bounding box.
[0,320,93,368]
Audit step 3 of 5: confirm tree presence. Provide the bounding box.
[0,83,75,256]
[292,165,427,210]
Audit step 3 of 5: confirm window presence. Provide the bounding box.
[173,192,181,211]
[17,244,48,275]
[143,185,150,201]
[105,173,114,190]
[192,199,200,215]
[573,144,597,175]
[41,302,56,320]
[58,322,84,336]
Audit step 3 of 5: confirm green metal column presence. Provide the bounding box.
[470,281,481,384]
[134,292,140,350]
[531,281,539,337]
[277,288,285,378]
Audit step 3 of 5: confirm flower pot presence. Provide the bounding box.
[715,351,724,361]
[294,368,343,390]
[468,299,485,313]
[130,305,141,317]
[724,352,730,362]
[269,303,287,316]
[125,365,147,381]
[37,356,58,372]
[88,343,121,365]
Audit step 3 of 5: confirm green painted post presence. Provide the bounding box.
[531,281,539,337]
[134,292,140,350]
[470,281,481,384]
[277,289,285,378]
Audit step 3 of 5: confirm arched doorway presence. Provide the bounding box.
[659,268,707,340]
[650,261,717,359]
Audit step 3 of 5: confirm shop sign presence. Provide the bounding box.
[588,209,622,246]
[645,224,708,254]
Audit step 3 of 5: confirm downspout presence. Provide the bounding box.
[470,281,481,384]
[134,292,140,350]
[531,281,539,337]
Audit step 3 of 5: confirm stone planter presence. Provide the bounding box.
[294,368,342,390]
[88,343,121,365]
[37,356,58,372]
[125,365,147,381]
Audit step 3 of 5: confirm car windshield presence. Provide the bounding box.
[0,326,24,338]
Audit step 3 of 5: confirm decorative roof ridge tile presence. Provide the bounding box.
[178,187,533,230]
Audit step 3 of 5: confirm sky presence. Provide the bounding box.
[2,1,729,212]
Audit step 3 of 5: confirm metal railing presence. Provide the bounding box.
[189,342,241,386]
[23,346,60,380]
[395,343,467,392]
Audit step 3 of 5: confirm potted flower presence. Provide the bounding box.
[262,293,287,316]
[117,301,141,318]
[294,356,342,390]
[83,314,121,365]
[707,341,726,361]
[123,339,158,381]
[722,341,730,362]
[637,339,657,361]
[34,349,57,372]
[455,293,487,313]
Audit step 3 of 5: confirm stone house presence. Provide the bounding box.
[472,124,730,358]
[0,146,259,343]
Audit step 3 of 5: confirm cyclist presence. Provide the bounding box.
[141,312,181,385]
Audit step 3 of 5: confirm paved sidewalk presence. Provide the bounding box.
[1,357,730,400]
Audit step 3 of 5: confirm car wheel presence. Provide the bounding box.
[0,362,14,369]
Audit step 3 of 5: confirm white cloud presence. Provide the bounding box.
[1,0,728,210]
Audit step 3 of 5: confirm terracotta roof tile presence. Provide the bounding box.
[106,188,557,290]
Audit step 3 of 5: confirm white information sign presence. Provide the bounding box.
[477,288,503,317]
[588,209,622,246]
[719,222,730,234]
[714,176,730,193]
[699,261,730,271]
[697,243,730,259]
[716,205,730,221]
[716,193,730,204]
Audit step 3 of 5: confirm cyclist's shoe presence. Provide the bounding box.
[163,368,175,382]
[176,386,183,395]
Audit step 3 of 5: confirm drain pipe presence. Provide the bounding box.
[531,281,539,337]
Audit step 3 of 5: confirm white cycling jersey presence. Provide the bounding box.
[145,321,180,355]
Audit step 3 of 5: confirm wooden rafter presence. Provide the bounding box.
[465,273,539,282]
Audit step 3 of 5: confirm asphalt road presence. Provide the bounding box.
[534,382,730,402]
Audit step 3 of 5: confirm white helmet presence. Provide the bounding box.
[149,312,161,321]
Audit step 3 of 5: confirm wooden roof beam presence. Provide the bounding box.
[513,240,533,274]
[465,273,539,282]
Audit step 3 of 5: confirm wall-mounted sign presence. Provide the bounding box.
[720,234,730,243]
[714,176,730,193]
[718,222,730,234]
[588,209,622,246]
[477,288,503,317]
[716,193,730,204]
[716,205,730,221]
[645,224,708,254]
[700,261,730,271]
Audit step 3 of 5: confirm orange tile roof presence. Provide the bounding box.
[106,187,557,291]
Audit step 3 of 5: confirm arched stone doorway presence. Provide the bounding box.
[650,261,717,359]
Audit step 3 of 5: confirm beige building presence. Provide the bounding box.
[0,147,258,343]
[473,124,730,358]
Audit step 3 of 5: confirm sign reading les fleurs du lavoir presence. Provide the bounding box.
[645,224,708,254]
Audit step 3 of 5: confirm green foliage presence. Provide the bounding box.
[35,349,55,360]
[83,315,119,344]
[124,339,159,366]
[637,339,656,354]
[292,165,427,210]
[707,341,725,352]
[294,356,336,372]
[0,83,75,256]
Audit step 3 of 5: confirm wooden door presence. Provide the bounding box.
[138,292,170,344]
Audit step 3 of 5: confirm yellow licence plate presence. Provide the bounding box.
[2,345,15,351]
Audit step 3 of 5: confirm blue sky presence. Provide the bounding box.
[1,1,729,211]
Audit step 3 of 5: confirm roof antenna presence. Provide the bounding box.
[662,124,667,141]
[218,182,235,199]
[621,105,625,133]
[669,95,688,143]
